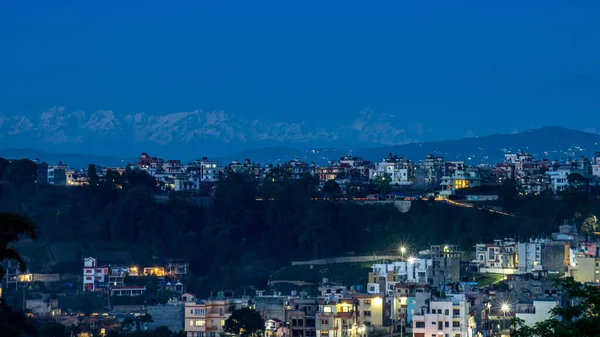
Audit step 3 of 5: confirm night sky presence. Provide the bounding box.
[1,0,599,141]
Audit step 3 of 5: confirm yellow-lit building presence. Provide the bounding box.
[439,169,482,196]
[316,295,389,337]
[185,297,231,337]
[143,267,166,277]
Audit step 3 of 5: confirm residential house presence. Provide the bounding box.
[184,295,232,337]
[166,259,189,279]
[411,293,473,337]
[473,239,518,273]
[439,169,482,196]
[110,285,146,296]
[368,259,432,295]
[83,257,108,292]
[392,283,431,334]
[289,297,319,337]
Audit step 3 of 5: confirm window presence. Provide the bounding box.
[221,320,225,326]
[444,309,449,315]
[453,309,460,317]
[432,321,437,325]
[363,311,371,317]
[323,306,332,313]
[210,333,216,337]
[415,322,425,328]
[364,300,371,305]
[86,277,92,280]
[445,322,449,328]
[438,309,442,314]
[452,322,460,328]
[195,320,205,327]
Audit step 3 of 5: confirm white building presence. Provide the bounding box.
[370,158,414,186]
[368,259,432,295]
[515,300,559,328]
[473,239,518,273]
[412,294,473,337]
[545,167,572,193]
[83,257,108,292]
[517,239,547,273]
[592,152,600,178]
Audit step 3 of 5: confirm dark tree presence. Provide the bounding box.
[0,213,37,278]
[224,307,264,337]
[4,159,37,185]
[322,180,342,198]
[0,157,9,180]
[0,212,38,337]
[512,278,600,337]
[87,164,100,187]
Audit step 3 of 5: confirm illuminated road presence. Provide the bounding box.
[442,199,515,217]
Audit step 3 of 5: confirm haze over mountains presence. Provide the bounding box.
[1,107,599,167]
[0,107,413,157]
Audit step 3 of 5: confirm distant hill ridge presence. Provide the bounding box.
[1,126,599,167]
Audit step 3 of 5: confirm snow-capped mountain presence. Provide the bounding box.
[0,107,415,157]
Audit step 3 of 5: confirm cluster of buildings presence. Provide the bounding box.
[0,233,593,337]
[31,151,600,197]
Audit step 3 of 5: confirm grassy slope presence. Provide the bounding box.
[270,262,372,287]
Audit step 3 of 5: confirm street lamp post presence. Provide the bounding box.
[500,303,510,335]
[399,247,406,261]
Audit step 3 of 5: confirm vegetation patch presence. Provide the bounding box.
[270,262,372,289]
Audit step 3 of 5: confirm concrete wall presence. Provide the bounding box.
[255,297,286,321]
[356,200,412,213]
[147,304,184,333]
[32,273,60,283]
[541,242,568,272]
[292,255,398,266]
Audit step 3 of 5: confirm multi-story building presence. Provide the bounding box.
[515,299,560,329]
[369,156,414,186]
[184,295,232,337]
[368,259,432,295]
[517,238,570,273]
[439,169,482,196]
[166,259,189,280]
[82,257,108,292]
[430,245,461,287]
[592,152,600,178]
[48,163,68,186]
[316,299,357,337]
[411,293,473,337]
[517,239,545,273]
[289,297,319,337]
[419,154,445,187]
[473,239,518,273]
[392,283,430,334]
[196,157,221,182]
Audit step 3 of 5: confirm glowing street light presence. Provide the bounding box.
[407,256,415,264]
[500,303,510,314]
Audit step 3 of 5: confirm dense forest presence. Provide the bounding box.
[0,157,599,295]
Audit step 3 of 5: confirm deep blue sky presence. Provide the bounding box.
[1,0,599,141]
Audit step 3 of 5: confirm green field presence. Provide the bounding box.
[270,262,372,288]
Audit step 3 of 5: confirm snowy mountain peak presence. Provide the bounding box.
[0,107,415,156]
